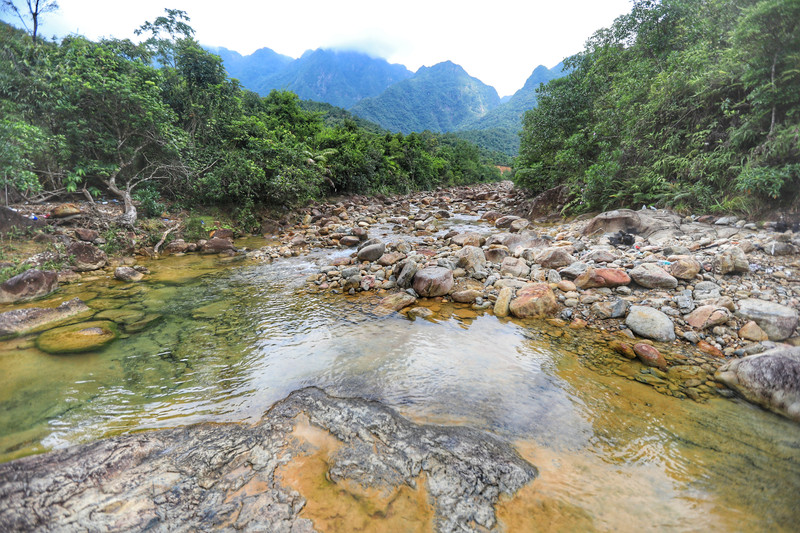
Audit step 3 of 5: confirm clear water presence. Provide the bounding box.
[1,233,799,530]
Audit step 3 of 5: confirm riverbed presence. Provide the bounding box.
[1,228,799,531]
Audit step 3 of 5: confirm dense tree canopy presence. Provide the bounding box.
[0,11,500,228]
[515,0,800,215]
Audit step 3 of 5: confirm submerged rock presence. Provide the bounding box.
[0,388,539,532]
[35,320,118,354]
[715,346,800,422]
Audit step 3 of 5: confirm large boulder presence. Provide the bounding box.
[201,237,235,254]
[0,269,58,304]
[455,245,486,273]
[509,283,558,319]
[736,299,799,341]
[625,305,676,342]
[715,346,800,422]
[66,242,107,271]
[0,298,90,338]
[582,209,681,238]
[629,263,678,289]
[35,320,119,354]
[412,267,454,297]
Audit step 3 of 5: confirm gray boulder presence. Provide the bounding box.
[357,242,385,262]
[0,269,58,304]
[736,299,799,341]
[625,305,676,342]
[715,346,800,422]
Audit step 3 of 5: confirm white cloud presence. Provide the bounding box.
[2,0,632,96]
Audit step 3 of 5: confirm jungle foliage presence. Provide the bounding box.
[0,11,500,230]
[515,0,800,215]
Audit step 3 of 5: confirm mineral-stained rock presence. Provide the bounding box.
[633,343,667,370]
[625,305,676,342]
[455,245,486,273]
[50,203,81,218]
[494,286,513,318]
[450,232,485,247]
[686,305,731,330]
[35,320,118,354]
[0,269,58,304]
[739,321,769,342]
[534,247,574,269]
[0,298,90,338]
[714,246,749,274]
[715,346,800,422]
[74,228,99,242]
[736,299,799,341]
[412,267,454,297]
[339,235,360,247]
[500,256,530,278]
[509,283,558,319]
[0,387,537,532]
[485,247,510,263]
[667,257,701,280]
[575,267,631,289]
[451,289,482,303]
[495,215,521,229]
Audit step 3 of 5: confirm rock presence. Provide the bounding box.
[739,321,770,342]
[357,242,386,262]
[50,203,81,218]
[500,256,530,278]
[481,210,502,221]
[583,249,617,263]
[450,232,485,247]
[35,320,118,354]
[495,215,521,228]
[396,261,418,289]
[114,266,144,282]
[763,241,797,256]
[534,247,574,269]
[697,340,724,357]
[377,252,404,266]
[715,246,749,274]
[494,287,513,318]
[629,263,678,289]
[0,269,58,304]
[412,267,454,297]
[667,257,701,280]
[693,281,721,301]
[582,209,681,238]
[74,228,99,242]
[574,267,631,289]
[591,298,630,319]
[610,340,636,359]
[559,262,590,279]
[0,387,536,532]
[377,292,417,312]
[625,305,676,342]
[65,242,107,271]
[509,283,558,319]
[485,247,509,263]
[0,298,90,338]
[556,280,576,292]
[209,228,234,240]
[736,299,799,341]
[715,346,800,422]
[407,306,433,319]
[686,305,731,330]
[509,218,529,233]
[339,235,360,247]
[451,290,482,303]
[164,239,189,254]
[455,245,486,273]
[201,237,235,254]
[633,343,667,370]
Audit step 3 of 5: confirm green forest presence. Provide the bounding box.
[514,0,799,215]
[0,10,500,230]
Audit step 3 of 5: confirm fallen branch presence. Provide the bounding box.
[154,222,182,255]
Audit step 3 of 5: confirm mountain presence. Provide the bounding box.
[349,61,501,134]
[254,49,413,109]
[454,63,566,155]
[207,46,293,89]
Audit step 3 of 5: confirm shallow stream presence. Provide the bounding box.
[1,218,799,531]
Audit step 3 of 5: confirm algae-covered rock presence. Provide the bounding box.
[36,320,118,354]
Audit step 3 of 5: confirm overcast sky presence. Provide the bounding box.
[2,0,633,96]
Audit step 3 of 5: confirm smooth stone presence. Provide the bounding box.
[494,287,513,318]
[575,267,631,289]
[625,305,676,342]
[685,305,731,330]
[559,262,590,279]
[377,292,417,311]
[451,290,482,303]
[407,306,434,319]
[693,281,721,301]
[35,320,118,354]
[668,257,701,280]
[339,235,360,247]
[629,263,678,289]
[715,346,800,422]
[357,242,386,262]
[200,237,235,254]
[633,343,667,370]
[485,248,509,263]
[591,298,630,319]
[450,232,485,247]
[739,321,770,342]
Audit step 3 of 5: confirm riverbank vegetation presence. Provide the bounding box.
[514,0,799,215]
[0,11,500,231]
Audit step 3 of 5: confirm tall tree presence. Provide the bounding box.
[1,0,58,43]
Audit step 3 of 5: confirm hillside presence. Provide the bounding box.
[349,61,500,134]
[254,49,413,109]
[207,46,293,89]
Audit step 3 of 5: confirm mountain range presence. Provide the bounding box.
[206,46,566,156]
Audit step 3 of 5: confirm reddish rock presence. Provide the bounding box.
[686,305,731,330]
[450,232,485,247]
[480,210,502,222]
[377,293,417,311]
[610,340,636,359]
[495,215,521,229]
[509,283,558,319]
[633,343,667,370]
[377,252,405,266]
[534,247,574,269]
[697,340,724,357]
[74,228,100,242]
[739,321,769,342]
[574,267,631,289]
[50,203,81,218]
